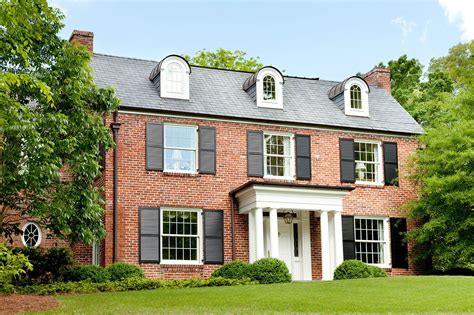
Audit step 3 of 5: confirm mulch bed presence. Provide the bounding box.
[0,294,59,314]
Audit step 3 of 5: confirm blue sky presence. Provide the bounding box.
[53,0,473,81]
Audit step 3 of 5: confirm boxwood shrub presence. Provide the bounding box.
[106,262,144,281]
[249,258,291,284]
[63,265,110,283]
[333,260,387,280]
[211,260,251,280]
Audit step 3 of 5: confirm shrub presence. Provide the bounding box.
[106,262,144,281]
[0,243,33,291]
[249,258,291,284]
[333,260,387,280]
[211,260,251,280]
[63,265,110,283]
[12,246,74,285]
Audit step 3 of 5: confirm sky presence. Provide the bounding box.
[52,0,473,81]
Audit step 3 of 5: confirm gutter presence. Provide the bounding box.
[110,111,122,263]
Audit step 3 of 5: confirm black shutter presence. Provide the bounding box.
[340,138,355,183]
[146,122,163,170]
[295,134,311,180]
[203,210,224,264]
[139,208,160,262]
[342,216,355,260]
[390,218,408,268]
[383,142,399,186]
[247,131,264,177]
[198,126,216,174]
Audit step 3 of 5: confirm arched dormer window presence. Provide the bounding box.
[149,55,191,100]
[350,84,362,109]
[263,75,276,100]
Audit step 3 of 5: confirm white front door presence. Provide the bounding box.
[278,219,303,280]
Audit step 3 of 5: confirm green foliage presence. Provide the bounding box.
[0,243,32,290]
[387,55,423,107]
[249,258,291,284]
[183,48,263,71]
[211,260,251,280]
[333,260,387,280]
[12,246,74,285]
[106,262,144,281]
[0,0,120,243]
[4,276,256,295]
[64,265,110,283]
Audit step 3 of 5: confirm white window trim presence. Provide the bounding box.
[160,56,190,100]
[160,207,203,265]
[344,77,369,117]
[21,222,42,248]
[263,132,295,180]
[256,68,283,109]
[354,216,391,268]
[163,124,198,174]
[354,139,384,186]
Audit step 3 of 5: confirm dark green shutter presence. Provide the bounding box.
[247,131,264,177]
[139,208,160,262]
[203,210,224,264]
[390,218,408,268]
[340,138,355,183]
[146,122,163,170]
[342,216,355,260]
[383,142,399,185]
[198,126,216,174]
[295,134,311,180]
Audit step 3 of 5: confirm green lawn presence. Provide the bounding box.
[33,276,473,314]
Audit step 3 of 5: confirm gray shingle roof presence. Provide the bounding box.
[91,53,423,135]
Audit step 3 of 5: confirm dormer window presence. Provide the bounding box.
[343,77,369,117]
[350,84,362,109]
[243,66,284,109]
[149,55,191,100]
[263,75,276,100]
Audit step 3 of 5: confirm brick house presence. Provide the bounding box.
[13,30,424,281]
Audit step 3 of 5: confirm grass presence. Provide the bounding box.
[33,276,473,314]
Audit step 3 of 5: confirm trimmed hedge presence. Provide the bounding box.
[212,258,291,284]
[106,262,144,281]
[63,265,110,283]
[211,260,251,280]
[4,276,256,295]
[333,260,387,280]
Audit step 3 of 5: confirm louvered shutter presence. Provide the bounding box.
[295,134,311,180]
[340,138,355,183]
[383,142,399,185]
[146,122,163,170]
[198,126,216,174]
[390,218,408,268]
[247,131,264,177]
[342,216,356,260]
[203,210,224,264]
[139,208,160,262]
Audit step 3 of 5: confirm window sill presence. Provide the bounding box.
[264,175,295,181]
[355,181,384,188]
[160,260,202,266]
[163,171,198,177]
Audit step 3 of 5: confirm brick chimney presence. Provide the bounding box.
[69,30,94,53]
[363,67,391,94]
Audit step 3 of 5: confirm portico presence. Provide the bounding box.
[233,182,353,280]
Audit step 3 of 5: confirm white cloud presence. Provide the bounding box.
[438,0,474,41]
[391,16,416,37]
[420,20,430,45]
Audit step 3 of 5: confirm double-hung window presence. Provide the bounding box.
[354,217,389,266]
[161,208,201,263]
[264,133,293,178]
[354,140,382,184]
[164,125,197,173]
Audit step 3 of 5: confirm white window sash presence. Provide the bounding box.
[163,125,198,173]
[354,217,390,268]
[354,140,383,185]
[263,133,294,179]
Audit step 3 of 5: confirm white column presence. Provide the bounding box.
[334,211,344,268]
[320,211,331,280]
[248,210,256,262]
[255,208,264,260]
[328,212,335,280]
[269,208,279,258]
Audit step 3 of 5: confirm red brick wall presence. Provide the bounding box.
[97,111,421,279]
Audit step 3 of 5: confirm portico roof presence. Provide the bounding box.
[231,181,353,213]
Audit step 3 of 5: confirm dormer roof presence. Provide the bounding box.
[328,76,370,100]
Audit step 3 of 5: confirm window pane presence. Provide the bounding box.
[165,126,195,149]
[264,135,291,177]
[167,63,184,93]
[354,218,385,265]
[164,149,195,172]
[263,76,276,100]
[354,142,380,182]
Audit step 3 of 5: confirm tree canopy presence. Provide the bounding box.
[183,48,263,71]
[0,0,120,244]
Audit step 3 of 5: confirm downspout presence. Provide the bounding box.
[110,111,121,263]
[230,194,236,261]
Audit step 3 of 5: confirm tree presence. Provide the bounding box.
[386,55,423,108]
[183,48,263,71]
[0,0,120,244]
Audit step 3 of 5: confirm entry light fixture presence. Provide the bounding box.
[284,211,295,224]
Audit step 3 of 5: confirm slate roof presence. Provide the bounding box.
[91,53,423,135]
